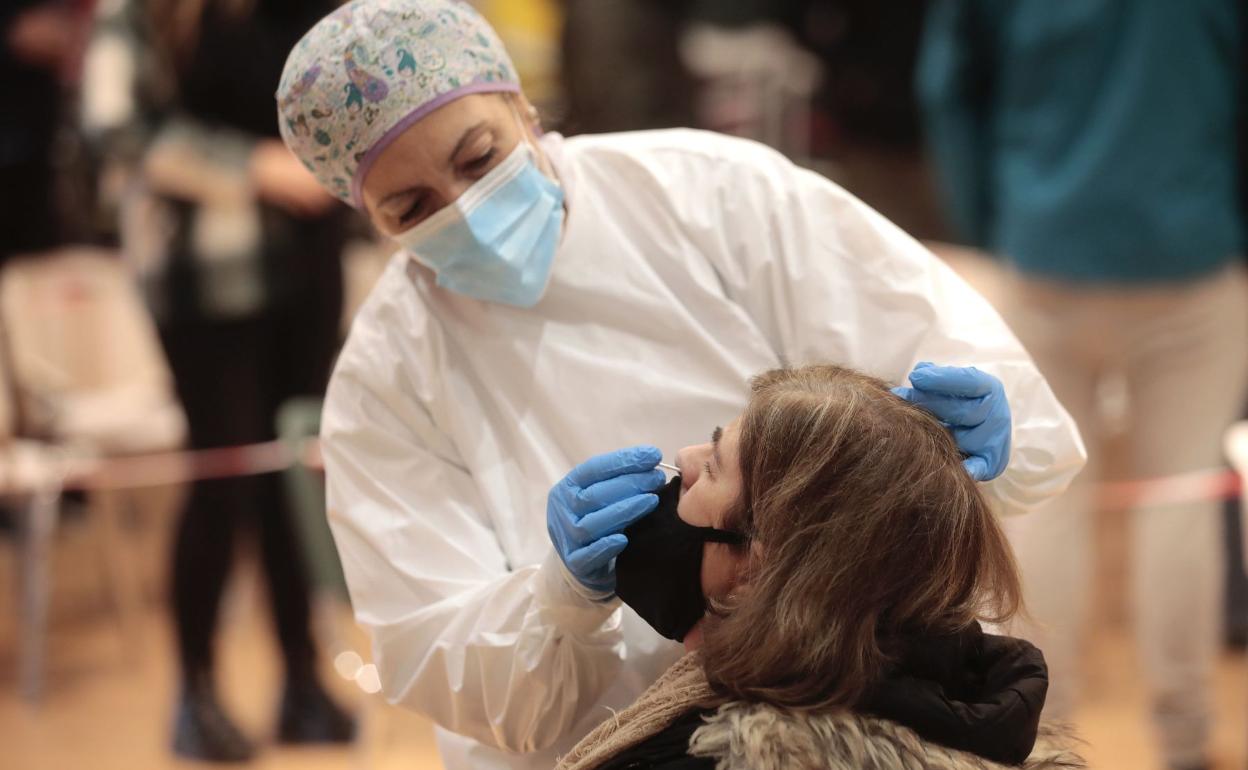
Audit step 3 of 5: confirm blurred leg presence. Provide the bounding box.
[258,468,353,744]
[996,274,1105,719]
[169,478,242,678]
[262,224,353,744]
[160,320,267,762]
[1124,266,1248,768]
[260,226,340,678]
[160,321,266,681]
[1226,497,1248,646]
[255,471,315,680]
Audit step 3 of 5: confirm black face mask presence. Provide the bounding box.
[615,476,745,641]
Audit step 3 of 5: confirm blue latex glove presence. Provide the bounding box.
[891,362,1012,481]
[547,445,666,594]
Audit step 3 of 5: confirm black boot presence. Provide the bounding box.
[172,676,255,763]
[276,676,356,745]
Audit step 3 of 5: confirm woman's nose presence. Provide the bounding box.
[676,444,708,489]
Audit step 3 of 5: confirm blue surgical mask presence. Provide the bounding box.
[393,141,564,308]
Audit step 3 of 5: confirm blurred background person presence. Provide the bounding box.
[1,0,93,266]
[918,3,1247,770]
[88,0,355,761]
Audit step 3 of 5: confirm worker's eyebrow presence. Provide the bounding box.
[711,425,723,468]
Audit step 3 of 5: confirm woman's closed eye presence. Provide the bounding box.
[398,194,428,226]
[462,148,496,174]
[703,460,715,480]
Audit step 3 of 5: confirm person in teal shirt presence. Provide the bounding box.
[919,3,1246,769]
[920,0,1243,282]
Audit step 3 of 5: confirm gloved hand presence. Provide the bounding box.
[547,445,666,595]
[891,362,1012,481]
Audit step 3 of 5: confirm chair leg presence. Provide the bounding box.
[91,488,145,660]
[18,484,60,703]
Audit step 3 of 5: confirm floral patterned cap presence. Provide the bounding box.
[276,0,520,208]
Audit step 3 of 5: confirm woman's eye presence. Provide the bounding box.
[464,148,496,173]
[398,197,425,226]
[703,460,714,480]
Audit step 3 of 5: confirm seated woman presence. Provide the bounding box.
[556,364,1082,770]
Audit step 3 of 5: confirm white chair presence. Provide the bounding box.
[0,247,187,701]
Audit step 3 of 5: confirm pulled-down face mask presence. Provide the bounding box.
[615,476,745,641]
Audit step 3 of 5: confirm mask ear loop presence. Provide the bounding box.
[702,528,747,546]
[506,96,558,182]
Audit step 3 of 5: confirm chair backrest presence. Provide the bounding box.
[0,247,187,453]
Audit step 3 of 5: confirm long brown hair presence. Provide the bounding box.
[700,364,1022,710]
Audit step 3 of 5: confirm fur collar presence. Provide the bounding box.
[689,701,1086,770]
[557,653,1085,770]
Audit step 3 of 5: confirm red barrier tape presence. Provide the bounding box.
[1096,467,1242,512]
[70,441,297,491]
[1,439,1244,510]
[0,440,317,495]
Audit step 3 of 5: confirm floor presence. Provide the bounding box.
[0,541,444,770]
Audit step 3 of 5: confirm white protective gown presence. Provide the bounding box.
[322,129,1086,770]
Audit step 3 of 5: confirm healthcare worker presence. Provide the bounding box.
[276,2,1085,768]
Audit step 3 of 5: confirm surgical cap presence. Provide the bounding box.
[276,0,520,207]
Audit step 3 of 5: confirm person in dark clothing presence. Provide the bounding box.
[1,0,81,261]
[88,0,353,761]
[555,365,1082,770]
